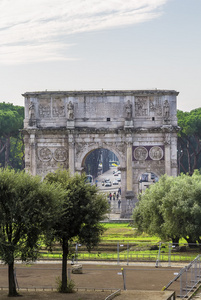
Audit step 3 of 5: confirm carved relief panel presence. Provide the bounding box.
[75,139,126,166]
[149,146,164,160]
[133,146,148,161]
[37,97,66,119]
[52,98,65,117]
[36,144,68,176]
[38,99,51,118]
[149,96,162,116]
[135,96,149,116]
[133,146,164,161]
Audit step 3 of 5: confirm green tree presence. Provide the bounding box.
[0,168,64,297]
[177,108,201,174]
[133,172,201,245]
[0,103,24,169]
[45,170,109,293]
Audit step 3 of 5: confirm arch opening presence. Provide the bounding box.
[82,148,122,216]
[138,172,159,193]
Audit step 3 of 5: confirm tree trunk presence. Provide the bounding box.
[185,236,197,248]
[8,261,18,297]
[5,135,10,167]
[61,239,69,292]
[172,237,179,246]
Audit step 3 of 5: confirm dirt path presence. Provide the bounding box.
[0,262,181,299]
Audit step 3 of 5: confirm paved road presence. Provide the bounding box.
[95,167,121,191]
[95,167,122,215]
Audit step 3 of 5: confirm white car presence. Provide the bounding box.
[113,180,119,185]
[105,178,110,182]
[105,181,112,187]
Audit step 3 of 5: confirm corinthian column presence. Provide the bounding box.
[30,131,36,176]
[164,133,171,176]
[121,142,134,218]
[126,143,133,191]
[68,132,75,174]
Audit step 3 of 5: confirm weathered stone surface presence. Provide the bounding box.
[71,264,83,274]
[23,90,179,217]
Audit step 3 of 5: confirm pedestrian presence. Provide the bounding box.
[117,193,119,200]
[71,255,75,265]
[109,193,112,201]
[118,199,121,209]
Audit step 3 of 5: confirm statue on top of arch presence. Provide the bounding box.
[163,100,170,119]
[67,101,74,120]
[125,100,132,120]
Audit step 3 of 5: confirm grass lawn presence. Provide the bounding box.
[38,223,201,263]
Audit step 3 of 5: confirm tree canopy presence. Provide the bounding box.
[45,169,109,292]
[177,108,201,174]
[0,103,24,169]
[0,168,64,296]
[133,171,201,245]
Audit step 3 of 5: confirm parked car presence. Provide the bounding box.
[105,181,112,187]
[113,180,119,185]
[105,178,111,182]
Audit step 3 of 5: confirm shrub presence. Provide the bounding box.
[56,276,75,293]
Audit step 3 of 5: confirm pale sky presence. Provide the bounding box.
[0,0,200,112]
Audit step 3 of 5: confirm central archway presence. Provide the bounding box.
[81,147,124,215]
[76,143,128,217]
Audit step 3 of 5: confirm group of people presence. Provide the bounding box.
[108,187,121,209]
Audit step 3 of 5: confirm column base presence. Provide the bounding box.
[120,191,135,218]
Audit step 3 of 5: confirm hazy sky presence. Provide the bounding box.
[0,0,200,112]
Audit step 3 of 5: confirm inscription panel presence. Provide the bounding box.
[75,101,124,118]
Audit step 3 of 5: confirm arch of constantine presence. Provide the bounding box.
[23,90,179,218]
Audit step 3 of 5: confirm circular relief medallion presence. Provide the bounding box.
[149,146,163,160]
[134,146,148,161]
[53,147,68,162]
[38,147,52,162]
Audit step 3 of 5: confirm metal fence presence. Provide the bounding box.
[38,251,200,265]
[163,255,201,298]
[177,255,201,298]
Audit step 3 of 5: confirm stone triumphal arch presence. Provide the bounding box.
[23,90,179,218]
